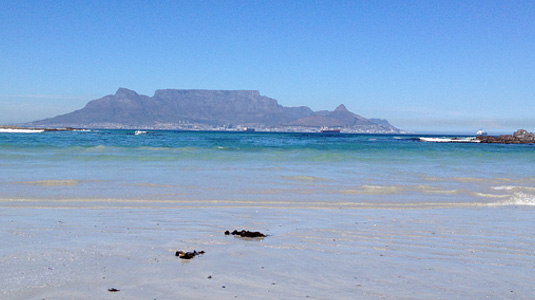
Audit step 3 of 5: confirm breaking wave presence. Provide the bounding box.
[0,128,45,133]
[418,137,479,143]
[492,185,535,192]
[490,192,535,206]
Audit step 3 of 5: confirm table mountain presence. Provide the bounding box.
[29,88,403,133]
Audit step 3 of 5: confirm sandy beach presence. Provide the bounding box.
[2,202,534,300]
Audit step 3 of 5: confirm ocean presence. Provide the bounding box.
[1,129,534,206]
[1,129,534,299]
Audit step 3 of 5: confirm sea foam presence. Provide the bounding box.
[0,128,45,133]
[418,137,479,143]
[492,185,535,192]
[492,192,535,206]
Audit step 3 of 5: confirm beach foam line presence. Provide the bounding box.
[14,179,81,186]
[0,197,526,209]
[339,184,471,196]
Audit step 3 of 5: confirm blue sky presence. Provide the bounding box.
[1,0,534,133]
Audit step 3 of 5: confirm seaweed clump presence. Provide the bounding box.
[175,250,205,259]
[225,229,267,238]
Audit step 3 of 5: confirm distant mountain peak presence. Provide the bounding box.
[334,104,348,112]
[115,87,139,97]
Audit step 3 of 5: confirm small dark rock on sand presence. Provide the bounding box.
[225,229,267,238]
[175,250,205,259]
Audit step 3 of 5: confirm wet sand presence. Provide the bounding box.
[1,203,534,299]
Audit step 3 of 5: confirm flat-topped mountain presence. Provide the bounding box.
[29,88,403,133]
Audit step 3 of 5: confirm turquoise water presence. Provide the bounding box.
[1,129,534,206]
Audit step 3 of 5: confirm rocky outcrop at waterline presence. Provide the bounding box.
[477,129,535,144]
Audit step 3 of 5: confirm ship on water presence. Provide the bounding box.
[320,126,341,134]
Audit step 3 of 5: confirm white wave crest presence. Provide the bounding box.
[418,137,479,143]
[471,192,509,199]
[491,192,535,206]
[492,185,535,192]
[340,185,406,195]
[0,128,44,133]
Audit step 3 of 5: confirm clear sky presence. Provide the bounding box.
[1,0,534,133]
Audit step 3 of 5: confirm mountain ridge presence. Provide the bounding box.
[29,88,404,133]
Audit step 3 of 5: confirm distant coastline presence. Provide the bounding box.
[25,88,406,134]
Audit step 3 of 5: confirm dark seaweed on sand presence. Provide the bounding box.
[175,250,205,259]
[225,229,267,238]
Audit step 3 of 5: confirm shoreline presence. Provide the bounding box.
[0,196,532,210]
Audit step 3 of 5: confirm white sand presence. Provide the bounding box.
[1,204,534,299]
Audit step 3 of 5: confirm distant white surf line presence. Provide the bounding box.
[2,197,532,209]
[419,137,479,143]
[0,128,45,133]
